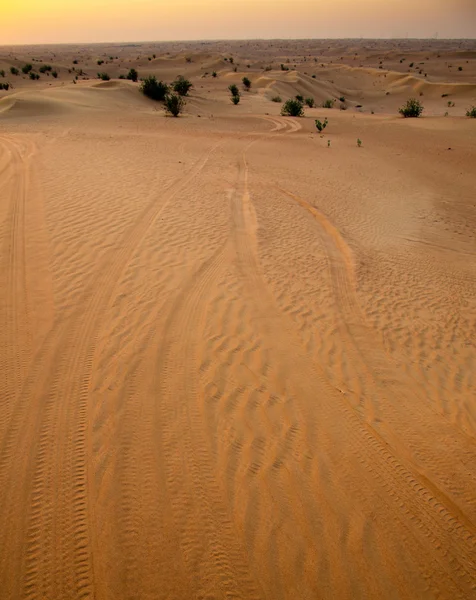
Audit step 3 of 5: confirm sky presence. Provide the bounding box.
[3,0,476,45]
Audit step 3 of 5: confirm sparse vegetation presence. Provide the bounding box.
[322,98,335,108]
[271,95,282,103]
[10,67,19,75]
[97,72,110,81]
[173,75,193,96]
[315,118,328,133]
[305,97,315,108]
[399,98,424,118]
[164,93,185,117]
[22,63,33,74]
[281,99,304,117]
[228,84,239,96]
[97,60,104,66]
[447,101,455,108]
[357,138,362,147]
[29,72,40,80]
[242,76,251,90]
[127,68,138,82]
[39,64,52,73]
[466,106,476,118]
[140,76,169,101]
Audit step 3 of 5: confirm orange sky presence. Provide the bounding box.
[3,0,476,45]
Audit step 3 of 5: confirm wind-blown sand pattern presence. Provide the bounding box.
[0,40,475,599]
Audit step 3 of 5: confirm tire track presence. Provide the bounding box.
[0,134,223,599]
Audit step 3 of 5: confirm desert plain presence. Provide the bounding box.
[0,38,476,599]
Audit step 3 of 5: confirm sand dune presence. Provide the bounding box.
[0,39,475,599]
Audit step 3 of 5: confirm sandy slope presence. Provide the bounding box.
[0,41,476,599]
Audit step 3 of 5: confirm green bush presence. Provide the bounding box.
[10,67,19,75]
[22,63,33,74]
[271,95,282,102]
[52,70,58,78]
[231,93,240,105]
[164,93,185,116]
[295,94,304,102]
[0,83,10,91]
[305,97,315,108]
[322,98,335,108]
[315,118,328,132]
[212,71,217,78]
[228,84,239,96]
[127,68,138,82]
[97,60,104,66]
[39,64,52,73]
[339,96,345,102]
[242,76,251,90]
[97,72,110,81]
[466,106,476,118]
[29,72,40,80]
[399,98,423,118]
[281,99,304,117]
[173,75,192,96]
[140,76,169,101]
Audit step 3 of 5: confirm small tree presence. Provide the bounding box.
[140,76,169,101]
[242,76,251,90]
[173,75,193,96]
[305,97,315,108]
[231,93,240,105]
[164,93,185,117]
[281,99,304,117]
[322,98,335,108]
[228,84,239,96]
[466,106,476,118]
[315,118,328,132]
[399,98,423,118]
[127,68,138,82]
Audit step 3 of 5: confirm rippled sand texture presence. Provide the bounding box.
[0,40,476,600]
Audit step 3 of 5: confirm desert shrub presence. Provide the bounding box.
[466,106,476,118]
[315,118,328,132]
[39,64,52,73]
[164,93,185,116]
[242,76,251,90]
[281,99,304,117]
[97,59,104,65]
[127,68,138,82]
[322,98,335,108]
[312,74,316,78]
[185,57,192,63]
[228,84,239,96]
[447,101,455,107]
[409,62,414,68]
[264,65,272,71]
[212,71,217,77]
[173,75,192,96]
[229,57,234,64]
[97,72,110,81]
[29,72,40,80]
[140,76,169,101]
[458,66,463,71]
[399,98,423,118]
[340,103,348,110]
[22,63,33,74]
[305,97,315,107]
[153,54,156,59]
[233,66,237,72]
[0,70,4,77]
[0,83,10,90]
[339,96,345,102]
[231,93,240,105]
[280,63,289,71]
[10,67,19,75]
[271,95,282,102]
[73,59,78,64]
[295,94,304,102]
[119,75,126,79]
[357,138,362,147]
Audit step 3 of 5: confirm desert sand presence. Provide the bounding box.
[0,39,476,599]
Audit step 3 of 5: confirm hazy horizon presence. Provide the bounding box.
[4,0,476,46]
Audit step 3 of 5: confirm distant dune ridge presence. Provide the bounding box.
[0,39,475,600]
